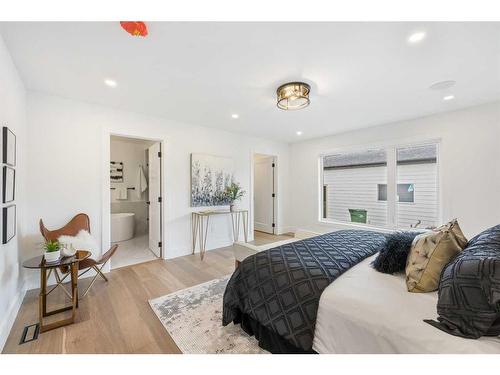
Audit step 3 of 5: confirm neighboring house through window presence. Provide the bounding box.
[378,183,415,203]
[321,143,438,229]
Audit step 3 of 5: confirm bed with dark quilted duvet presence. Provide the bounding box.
[222,229,387,353]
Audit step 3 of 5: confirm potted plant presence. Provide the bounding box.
[43,240,61,263]
[224,182,245,212]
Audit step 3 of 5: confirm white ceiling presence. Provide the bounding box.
[1,22,499,142]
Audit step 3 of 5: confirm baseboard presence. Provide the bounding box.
[277,226,296,235]
[0,282,26,352]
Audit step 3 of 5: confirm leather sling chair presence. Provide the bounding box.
[39,213,119,298]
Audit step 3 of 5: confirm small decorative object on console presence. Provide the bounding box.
[224,182,245,212]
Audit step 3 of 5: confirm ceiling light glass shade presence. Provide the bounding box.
[276,82,311,110]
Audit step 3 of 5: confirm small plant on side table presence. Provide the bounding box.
[44,240,61,263]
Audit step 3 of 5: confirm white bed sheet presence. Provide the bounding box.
[312,254,500,354]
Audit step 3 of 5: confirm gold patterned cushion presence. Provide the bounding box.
[405,219,468,293]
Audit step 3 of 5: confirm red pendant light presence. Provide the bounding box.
[120,22,148,37]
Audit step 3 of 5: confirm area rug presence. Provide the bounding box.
[149,275,267,354]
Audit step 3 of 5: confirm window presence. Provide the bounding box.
[378,183,415,203]
[321,143,439,229]
[322,149,388,227]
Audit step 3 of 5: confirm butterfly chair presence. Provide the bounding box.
[39,213,119,298]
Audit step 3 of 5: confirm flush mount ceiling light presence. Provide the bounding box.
[408,31,426,44]
[231,114,239,119]
[104,79,117,88]
[296,131,303,136]
[276,82,311,110]
[443,95,455,101]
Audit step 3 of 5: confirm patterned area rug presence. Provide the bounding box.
[149,275,267,354]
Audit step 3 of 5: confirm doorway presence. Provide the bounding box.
[253,153,276,235]
[108,135,163,269]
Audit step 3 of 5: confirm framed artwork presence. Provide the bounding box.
[2,126,16,166]
[190,153,235,207]
[2,166,15,203]
[2,204,16,244]
[110,161,124,182]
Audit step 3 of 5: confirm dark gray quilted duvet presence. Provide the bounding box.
[222,230,387,352]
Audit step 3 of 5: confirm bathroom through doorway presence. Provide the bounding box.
[109,135,163,269]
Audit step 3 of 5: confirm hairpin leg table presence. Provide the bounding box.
[192,210,248,260]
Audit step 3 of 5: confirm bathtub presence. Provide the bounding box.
[111,213,135,242]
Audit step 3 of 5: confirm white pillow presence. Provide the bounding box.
[58,230,99,259]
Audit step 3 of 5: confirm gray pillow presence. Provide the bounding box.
[425,224,500,338]
[372,231,420,274]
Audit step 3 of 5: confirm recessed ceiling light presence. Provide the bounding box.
[443,95,455,101]
[296,131,303,136]
[429,80,456,91]
[231,114,239,119]
[408,31,426,44]
[104,79,117,87]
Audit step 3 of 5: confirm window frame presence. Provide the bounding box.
[318,139,441,231]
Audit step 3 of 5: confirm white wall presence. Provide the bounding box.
[0,35,27,350]
[289,101,500,239]
[23,92,290,289]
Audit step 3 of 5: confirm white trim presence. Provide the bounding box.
[101,128,167,270]
[0,282,25,351]
[317,137,442,158]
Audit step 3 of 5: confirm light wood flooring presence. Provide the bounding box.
[2,231,292,354]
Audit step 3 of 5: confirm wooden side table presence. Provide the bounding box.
[22,250,91,333]
[192,210,248,260]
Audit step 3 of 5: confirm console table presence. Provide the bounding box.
[191,209,248,260]
[22,250,91,333]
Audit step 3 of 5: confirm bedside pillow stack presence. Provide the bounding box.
[425,224,500,338]
[405,219,468,293]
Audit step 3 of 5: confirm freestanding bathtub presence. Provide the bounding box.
[111,212,135,242]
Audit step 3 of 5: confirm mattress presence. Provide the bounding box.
[312,254,500,354]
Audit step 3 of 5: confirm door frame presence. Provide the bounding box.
[101,129,166,271]
[250,152,278,236]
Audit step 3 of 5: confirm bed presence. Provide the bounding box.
[223,230,500,354]
[313,254,500,354]
[223,229,387,353]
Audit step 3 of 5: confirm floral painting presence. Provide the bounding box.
[191,153,235,207]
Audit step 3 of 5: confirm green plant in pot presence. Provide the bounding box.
[43,240,61,263]
[224,182,245,212]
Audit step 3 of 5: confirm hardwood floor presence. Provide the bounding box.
[3,231,291,354]
[251,230,293,246]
